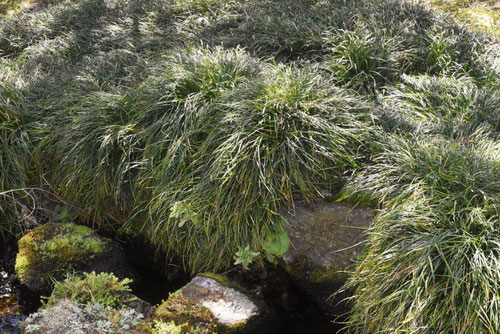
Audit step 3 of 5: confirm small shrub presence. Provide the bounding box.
[43,271,133,309]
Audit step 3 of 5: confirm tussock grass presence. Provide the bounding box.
[342,137,500,333]
[376,74,500,139]
[0,83,34,237]
[142,58,371,270]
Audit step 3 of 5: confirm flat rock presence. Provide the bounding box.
[282,200,374,314]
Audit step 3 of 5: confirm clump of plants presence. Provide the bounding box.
[43,271,133,309]
[0,83,34,238]
[341,136,500,333]
[376,74,500,139]
[142,59,372,271]
[23,272,147,333]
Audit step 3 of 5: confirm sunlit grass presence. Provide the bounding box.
[342,136,500,333]
[0,82,34,237]
[422,0,500,38]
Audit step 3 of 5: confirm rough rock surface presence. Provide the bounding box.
[154,273,276,333]
[182,275,258,326]
[282,200,374,314]
[15,223,136,293]
[20,299,147,334]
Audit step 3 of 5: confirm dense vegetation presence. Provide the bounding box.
[0,0,499,332]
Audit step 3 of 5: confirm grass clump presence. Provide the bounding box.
[0,82,34,238]
[376,74,500,139]
[324,26,399,92]
[143,60,371,270]
[341,136,500,333]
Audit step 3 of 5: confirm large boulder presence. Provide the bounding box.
[153,273,276,333]
[281,200,374,314]
[15,223,136,293]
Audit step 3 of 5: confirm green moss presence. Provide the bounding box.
[153,290,218,334]
[225,320,248,334]
[15,223,106,288]
[309,266,347,283]
[198,272,248,292]
[424,0,500,36]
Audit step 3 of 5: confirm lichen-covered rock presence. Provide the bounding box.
[15,223,136,293]
[21,299,147,334]
[281,200,374,314]
[153,273,276,334]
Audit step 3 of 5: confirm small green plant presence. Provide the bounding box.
[43,271,133,309]
[263,222,290,256]
[233,246,259,270]
[151,320,186,334]
[169,201,199,228]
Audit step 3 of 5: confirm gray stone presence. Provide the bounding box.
[182,275,259,326]
[21,299,148,334]
[282,200,374,314]
[154,274,277,333]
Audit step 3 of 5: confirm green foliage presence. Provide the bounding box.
[325,27,399,92]
[0,4,499,332]
[44,271,133,309]
[263,222,290,256]
[0,82,34,238]
[170,201,199,228]
[341,136,500,333]
[233,246,259,270]
[376,74,500,139]
[151,320,185,334]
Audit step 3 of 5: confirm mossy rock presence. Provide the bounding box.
[15,222,136,293]
[153,274,276,334]
[281,200,374,314]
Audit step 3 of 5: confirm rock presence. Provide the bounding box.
[15,223,136,293]
[281,200,374,314]
[153,273,276,333]
[20,299,148,334]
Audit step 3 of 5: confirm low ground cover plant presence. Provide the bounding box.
[0,0,499,331]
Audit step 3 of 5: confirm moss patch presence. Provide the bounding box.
[15,223,106,291]
[309,266,348,283]
[153,290,218,334]
[423,0,500,37]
